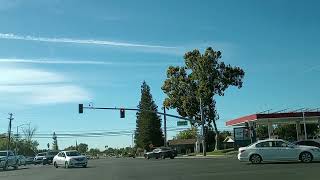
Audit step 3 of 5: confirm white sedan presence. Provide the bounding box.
[53,151,87,168]
[238,139,320,164]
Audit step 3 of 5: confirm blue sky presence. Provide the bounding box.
[0,0,320,150]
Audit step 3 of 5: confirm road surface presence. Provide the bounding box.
[1,158,319,180]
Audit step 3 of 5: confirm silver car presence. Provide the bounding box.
[53,150,87,168]
[34,152,46,164]
[0,150,19,170]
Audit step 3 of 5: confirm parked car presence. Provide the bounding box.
[238,139,320,164]
[25,156,35,164]
[53,150,87,168]
[17,155,27,166]
[43,150,60,165]
[144,147,176,159]
[34,152,46,164]
[294,140,320,148]
[0,150,19,170]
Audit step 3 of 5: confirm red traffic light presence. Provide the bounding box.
[79,104,83,113]
[120,108,125,118]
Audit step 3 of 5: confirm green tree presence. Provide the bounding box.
[175,127,198,140]
[77,143,88,153]
[135,81,164,150]
[162,47,245,150]
[52,132,59,150]
[88,148,100,156]
[274,124,297,141]
[64,145,77,151]
[256,125,269,140]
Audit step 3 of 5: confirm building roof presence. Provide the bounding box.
[223,136,234,143]
[226,111,320,126]
[168,139,197,145]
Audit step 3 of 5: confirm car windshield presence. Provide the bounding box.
[66,151,81,156]
[37,153,45,156]
[0,152,7,156]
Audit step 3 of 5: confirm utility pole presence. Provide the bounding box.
[131,133,134,148]
[200,98,206,156]
[163,107,167,147]
[7,113,14,153]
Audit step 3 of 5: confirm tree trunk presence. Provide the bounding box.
[213,119,219,151]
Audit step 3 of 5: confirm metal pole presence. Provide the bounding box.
[7,113,13,160]
[303,112,307,140]
[132,133,134,148]
[15,126,18,154]
[200,98,206,156]
[163,107,167,147]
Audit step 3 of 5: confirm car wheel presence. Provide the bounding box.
[161,154,165,159]
[170,156,174,159]
[147,156,150,159]
[54,162,58,168]
[2,161,8,171]
[65,162,69,168]
[14,161,19,170]
[82,165,87,168]
[250,154,262,164]
[300,152,313,163]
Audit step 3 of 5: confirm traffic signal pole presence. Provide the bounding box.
[79,104,197,124]
[163,107,167,147]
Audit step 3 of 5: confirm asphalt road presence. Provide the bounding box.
[1,158,320,180]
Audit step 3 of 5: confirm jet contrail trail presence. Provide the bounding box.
[0,33,176,49]
[0,58,113,65]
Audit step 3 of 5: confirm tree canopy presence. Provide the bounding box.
[135,81,164,150]
[162,47,245,150]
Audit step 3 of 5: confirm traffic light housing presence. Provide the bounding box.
[79,104,83,113]
[120,108,125,118]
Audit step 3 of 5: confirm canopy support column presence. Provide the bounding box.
[296,121,301,141]
[267,120,273,139]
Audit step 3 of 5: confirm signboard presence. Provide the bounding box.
[234,127,251,147]
[234,127,250,141]
[177,121,188,126]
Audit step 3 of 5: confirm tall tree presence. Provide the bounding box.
[77,143,88,153]
[162,47,245,150]
[135,81,164,150]
[52,132,59,150]
[175,127,198,140]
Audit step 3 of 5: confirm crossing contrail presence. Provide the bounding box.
[0,33,176,49]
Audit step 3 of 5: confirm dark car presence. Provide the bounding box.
[43,151,60,165]
[294,140,320,148]
[144,147,176,159]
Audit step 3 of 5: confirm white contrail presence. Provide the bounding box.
[0,58,112,65]
[0,33,176,49]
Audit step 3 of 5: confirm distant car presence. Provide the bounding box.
[34,152,46,164]
[25,156,35,164]
[144,147,176,159]
[43,150,60,165]
[294,140,320,148]
[238,139,320,164]
[17,155,27,166]
[0,150,19,170]
[128,153,136,158]
[53,150,87,168]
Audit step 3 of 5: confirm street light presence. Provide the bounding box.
[15,123,31,154]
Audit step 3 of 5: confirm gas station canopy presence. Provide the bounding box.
[226,111,320,141]
[226,111,320,127]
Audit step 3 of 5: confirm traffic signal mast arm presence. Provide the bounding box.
[79,104,197,124]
